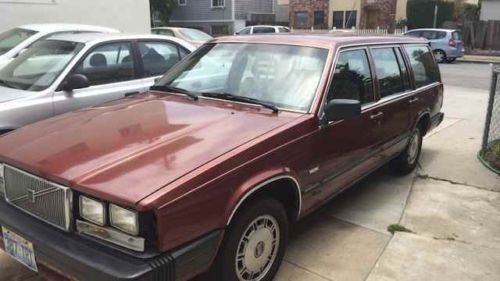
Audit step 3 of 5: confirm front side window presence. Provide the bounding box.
[212,0,224,7]
[0,40,83,91]
[74,42,135,86]
[253,27,276,34]
[371,47,405,98]
[0,28,38,56]
[404,45,440,88]
[327,49,374,104]
[158,43,329,112]
[278,27,290,33]
[138,41,183,77]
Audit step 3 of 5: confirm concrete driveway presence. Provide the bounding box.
[1,63,499,281]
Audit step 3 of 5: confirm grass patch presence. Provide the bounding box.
[387,224,414,235]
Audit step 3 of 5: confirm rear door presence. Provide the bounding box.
[53,41,147,115]
[368,46,412,160]
[403,44,442,129]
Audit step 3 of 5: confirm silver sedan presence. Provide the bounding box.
[0,33,195,133]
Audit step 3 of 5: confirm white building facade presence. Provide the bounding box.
[0,0,151,32]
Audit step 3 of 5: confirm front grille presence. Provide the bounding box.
[3,165,72,231]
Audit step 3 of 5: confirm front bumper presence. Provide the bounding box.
[0,200,221,281]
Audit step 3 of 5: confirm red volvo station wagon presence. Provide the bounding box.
[0,35,443,281]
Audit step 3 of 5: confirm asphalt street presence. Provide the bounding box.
[439,62,493,90]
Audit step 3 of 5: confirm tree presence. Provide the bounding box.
[150,0,177,26]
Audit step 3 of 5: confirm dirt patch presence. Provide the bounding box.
[482,140,500,171]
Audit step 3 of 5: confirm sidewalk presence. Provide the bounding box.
[457,55,500,64]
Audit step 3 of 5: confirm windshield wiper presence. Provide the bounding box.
[150,85,198,100]
[0,79,21,90]
[201,92,279,113]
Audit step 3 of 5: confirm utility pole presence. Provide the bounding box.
[433,1,439,28]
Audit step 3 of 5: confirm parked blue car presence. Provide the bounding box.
[405,28,464,63]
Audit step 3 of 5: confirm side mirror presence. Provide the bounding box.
[62,74,90,92]
[323,99,361,123]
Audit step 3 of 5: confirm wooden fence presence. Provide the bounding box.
[462,20,500,51]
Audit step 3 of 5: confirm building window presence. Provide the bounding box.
[212,0,224,8]
[295,12,309,28]
[211,25,229,35]
[333,11,344,29]
[314,11,325,26]
[178,0,186,6]
[345,11,357,28]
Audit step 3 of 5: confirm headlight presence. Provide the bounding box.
[0,164,5,198]
[79,196,106,226]
[110,204,139,236]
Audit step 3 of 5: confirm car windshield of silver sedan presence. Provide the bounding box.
[158,43,329,112]
[0,28,37,55]
[0,40,83,91]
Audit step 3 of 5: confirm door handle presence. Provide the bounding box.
[409,97,419,104]
[370,112,384,120]
[125,92,140,97]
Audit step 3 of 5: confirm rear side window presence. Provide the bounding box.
[404,45,440,88]
[327,49,374,104]
[253,27,276,34]
[74,42,135,86]
[452,31,462,40]
[371,47,406,98]
[406,31,421,37]
[138,41,182,77]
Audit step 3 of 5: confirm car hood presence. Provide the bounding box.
[0,92,299,206]
[0,85,33,102]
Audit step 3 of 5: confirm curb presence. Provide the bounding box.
[456,59,500,65]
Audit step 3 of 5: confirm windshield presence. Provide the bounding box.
[0,40,83,91]
[178,29,213,41]
[0,28,38,56]
[158,43,329,112]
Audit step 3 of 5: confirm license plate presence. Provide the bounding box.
[2,227,38,272]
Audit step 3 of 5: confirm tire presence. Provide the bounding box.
[212,198,289,281]
[390,127,423,175]
[433,50,446,63]
[445,58,456,63]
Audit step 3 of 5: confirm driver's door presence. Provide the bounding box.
[305,48,383,204]
[53,41,147,115]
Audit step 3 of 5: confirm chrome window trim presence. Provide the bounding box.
[317,42,437,118]
[3,164,73,231]
[226,175,302,226]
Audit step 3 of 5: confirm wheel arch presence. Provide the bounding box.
[414,111,431,136]
[225,174,302,226]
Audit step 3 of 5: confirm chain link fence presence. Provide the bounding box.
[479,66,500,175]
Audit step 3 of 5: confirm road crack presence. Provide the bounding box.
[416,173,500,193]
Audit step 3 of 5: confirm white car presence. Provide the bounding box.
[0,33,195,132]
[235,25,291,35]
[0,24,119,70]
[152,27,213,47]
